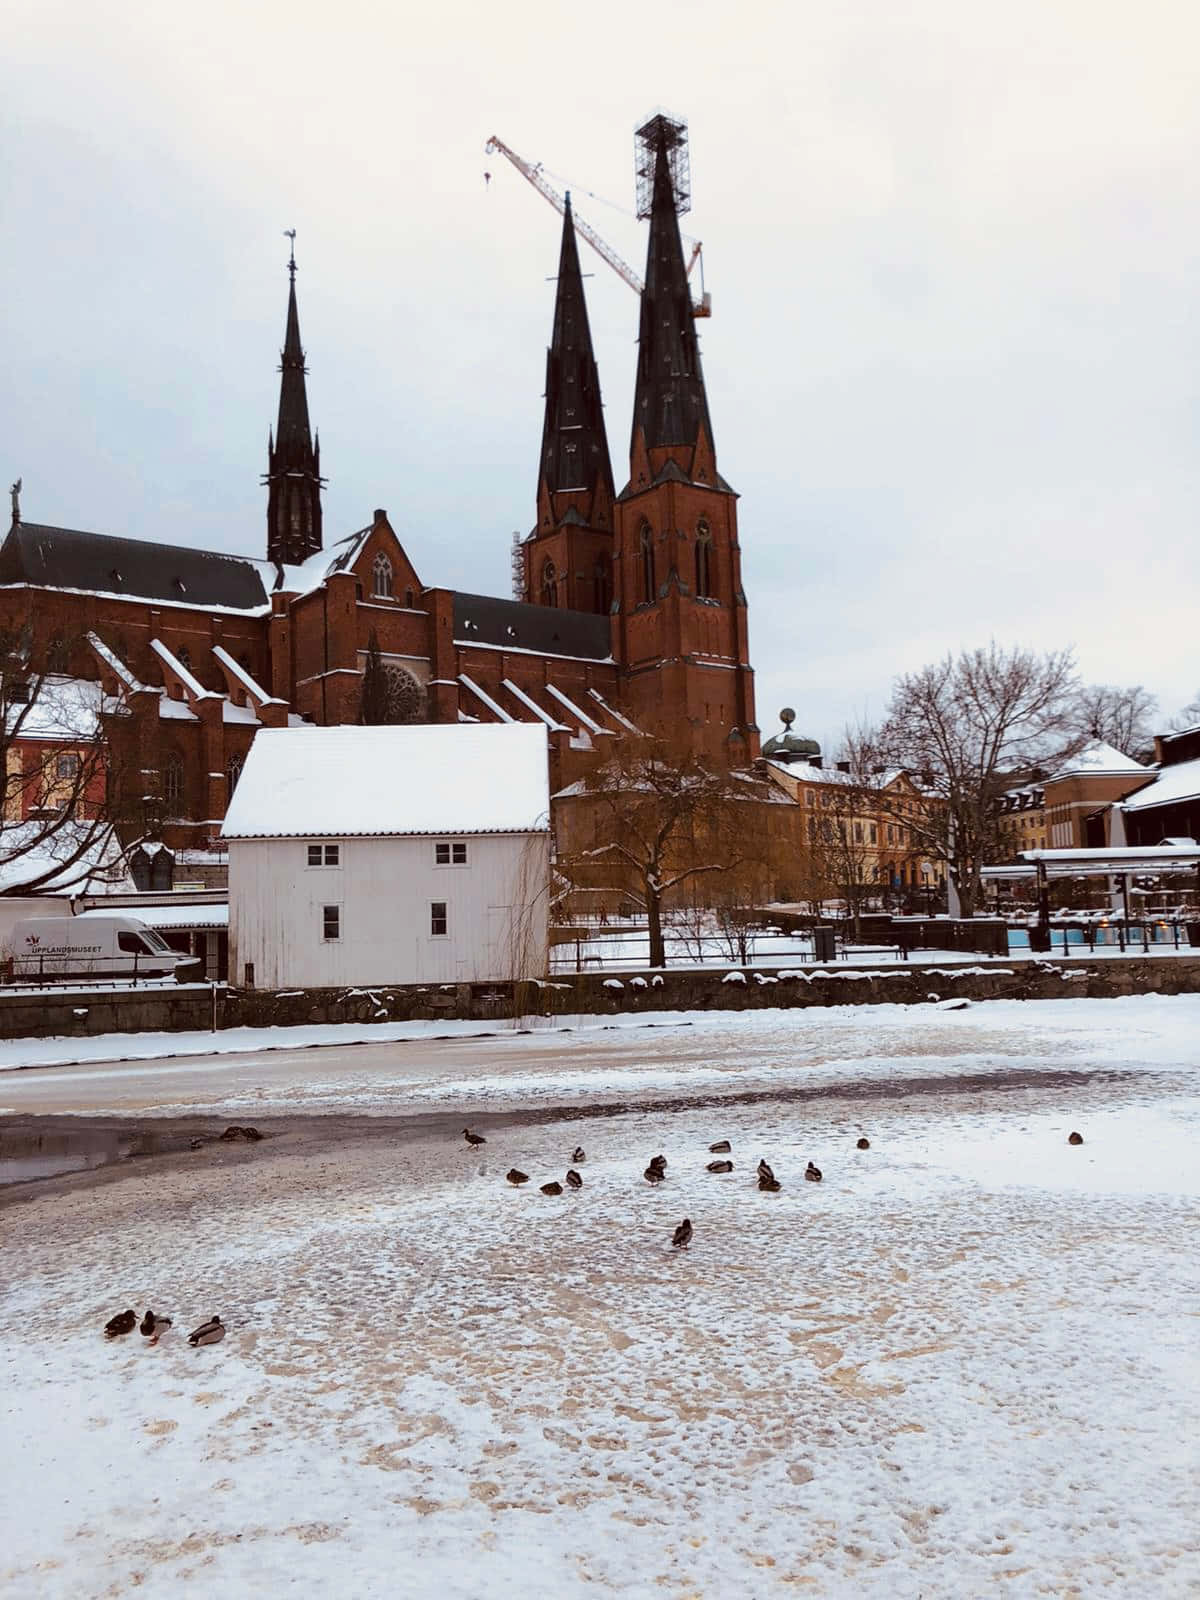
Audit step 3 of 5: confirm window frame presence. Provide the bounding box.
[307,843,341,868]
[430,900,449,938]
[372,552,394,599]
[434,840,468,867]
[322,904,341,942]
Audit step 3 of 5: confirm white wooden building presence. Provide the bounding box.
[220,723,550,989]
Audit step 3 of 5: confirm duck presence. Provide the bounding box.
[756,1158,776,1185]
[463,1128,487,1147]
[506,1168,530,1185]
[644,1166,665,1185]
[188,1316,225,1347]
[1068,1131,1084,1146]
[648,1154,667,1172]
[571,1147,586,1163]
[104,1309,137,1339]
[805,1162,822,1183]
[758,1176,782,1193]
[706,1159,734,1174]
[708,1140,732,1154]
[139,1310,172,1346]
[540,1180,563,1196]
[565,1169,583,1189]
[671,1218,693,1249]
[856,1137,870,1150]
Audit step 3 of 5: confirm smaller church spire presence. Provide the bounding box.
[538,194,614,515]
[265,233,324,566]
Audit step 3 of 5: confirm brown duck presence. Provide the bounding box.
[104,1309,137,1339]
[463,1129,486,1147]
[671,1218,693,1249]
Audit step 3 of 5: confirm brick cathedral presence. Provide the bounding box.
[0,117,759,853]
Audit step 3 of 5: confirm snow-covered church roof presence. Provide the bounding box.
[220,723,550,839]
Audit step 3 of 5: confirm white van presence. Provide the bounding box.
[8,915,202,984]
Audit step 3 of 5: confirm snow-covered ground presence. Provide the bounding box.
[2,996,1199,1596]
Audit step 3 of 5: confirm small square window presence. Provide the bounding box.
[435,841,468,866]
[323,905,340,941]
[430,901,448,937]
[56,753,81,781]
[324,844,339,866]
[307,845,322,867]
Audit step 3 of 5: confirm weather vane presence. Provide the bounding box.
[9,477,20,525]
[284,228,296,280]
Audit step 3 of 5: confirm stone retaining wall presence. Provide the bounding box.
[0,983,218,1041]
[221,955,1200,1029]
[3,957,1199,1041]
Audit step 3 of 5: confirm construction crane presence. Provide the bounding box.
[484,135,712,317]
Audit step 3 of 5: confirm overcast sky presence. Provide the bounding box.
[4,0,1198,752]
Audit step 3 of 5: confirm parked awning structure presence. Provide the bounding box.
[983,842,1200,882]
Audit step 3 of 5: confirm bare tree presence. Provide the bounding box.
[1069,683,1158,762]
[559,735,773,969]
[873,643,1078,917]
[1168,691,1200,732]
[1,629,124,896]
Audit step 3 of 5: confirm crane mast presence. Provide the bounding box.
[484,136,711,317]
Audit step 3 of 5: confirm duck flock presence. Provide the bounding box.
[460,1124,892,1252]
[98,1124,1087,1344]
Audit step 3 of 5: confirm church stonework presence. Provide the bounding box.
[0,126,757,853]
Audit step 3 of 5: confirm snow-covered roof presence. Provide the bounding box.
[1050,741,1147,780]
[220,723,551,839]
[1121,755,1200,812]
[79,900,228,930]
[3,676,106,741]
[0,821,133,895]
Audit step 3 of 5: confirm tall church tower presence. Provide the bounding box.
[521,196,615,613]
[613,114,757,762]
[265,239,324,566]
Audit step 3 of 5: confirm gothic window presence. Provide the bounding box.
[373,553,394,598]
[163,752,184,811]
[541,559,558,608]
[594,556,611,615]
[405,588,414,608]
[694,521,713,598]
[381,663,424,724]
[177,645,191,671]
[226,752,243,796]
[639,523,656,604]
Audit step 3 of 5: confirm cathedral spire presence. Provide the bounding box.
[630,116,714,470]
[538,194,614,516]
[265,233,323,566]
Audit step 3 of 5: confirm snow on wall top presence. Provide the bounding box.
[220,722,551,839]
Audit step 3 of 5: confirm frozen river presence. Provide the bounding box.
[2,994,1198,1596]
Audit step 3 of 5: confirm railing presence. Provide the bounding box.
[0,951,190,990]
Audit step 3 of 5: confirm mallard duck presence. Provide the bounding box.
[139,1310,172,1346]
[805,1162,822,1183]
[648,1154,667,1172]
[565,1169,583,1189]
[756,1158,775,1185]
[188,1316,225,1347]
[506,1168,529,1185]
[104,1309,137,1339]
[758,1176,782,1193]
[706,1159,734,1174]
[1068,1131,1084,1146]
[708,1140,732,1154]
[540,1180,563,1196]
[644,1166,665,1185]
[571,1147,586,1163]
[463,1128,486,1147]
[671,1218,693,1249]
[856,1137,870,1150]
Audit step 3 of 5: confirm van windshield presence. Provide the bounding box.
[139,929,172,954]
